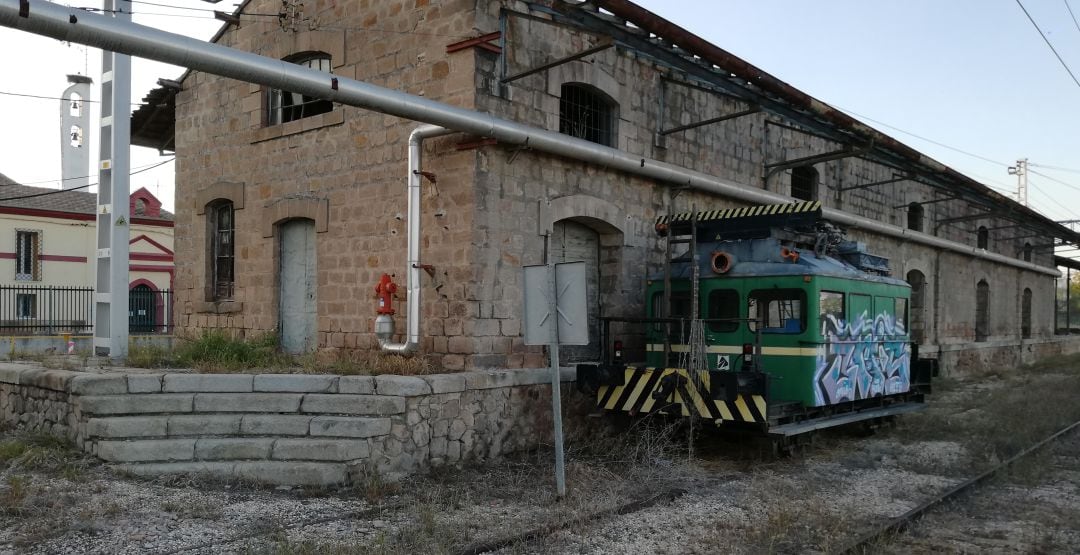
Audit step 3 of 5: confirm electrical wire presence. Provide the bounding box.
[1029,169,1080,193]
[1015,0,1080,91]
[5,161,173,187]
[1067,0,1080,36]
[0,90,148,106]
[1031,163,1080,175]
[832,105,1009,167]
[0,159,173,202]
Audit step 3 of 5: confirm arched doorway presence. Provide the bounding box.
[129,284,156,333]
[551,219,602,363]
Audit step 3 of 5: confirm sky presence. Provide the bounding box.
[1,0,1080,230]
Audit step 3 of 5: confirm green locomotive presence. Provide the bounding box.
[577,201,934,438]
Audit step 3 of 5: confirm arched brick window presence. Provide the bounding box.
[907,203,924,232]
[790,167,818,201]
[268,52,333,125]
[975,279,989,342]
[1022,287,1033,339]
[210,202,235,300]
[559,83,616,147]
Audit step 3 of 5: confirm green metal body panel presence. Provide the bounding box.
[646,274,911,408]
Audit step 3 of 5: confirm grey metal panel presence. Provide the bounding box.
[552,221,600,360]
[523,262,589,346]
[279,220,317,354]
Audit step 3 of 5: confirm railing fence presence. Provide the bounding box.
[0,285,173,335]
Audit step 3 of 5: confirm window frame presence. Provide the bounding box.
[15,293,36,319]
[748,288,807,334]
[15,229,40,281]
[975,279,990,342]
[790,166,818,202]
[706,288,740,333]
[266,53,334,126]
[977,226,989,249]
[907,202,924,232]
[558,82,617,147]
[819,290,845,326]
[210,202,235,301]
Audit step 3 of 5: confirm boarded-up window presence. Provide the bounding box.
[975,279,989,342]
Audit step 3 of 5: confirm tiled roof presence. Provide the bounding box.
[0,172,173,221]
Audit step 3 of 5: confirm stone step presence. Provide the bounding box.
[92,437,375,463]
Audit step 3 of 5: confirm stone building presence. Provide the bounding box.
[134,0,1080,371]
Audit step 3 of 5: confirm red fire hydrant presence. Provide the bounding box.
[375,274,398,315]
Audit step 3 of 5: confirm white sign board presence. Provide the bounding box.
[523,261,589,346]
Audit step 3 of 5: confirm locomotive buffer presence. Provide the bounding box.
[576,201,935,441]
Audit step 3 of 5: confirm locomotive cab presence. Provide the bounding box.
[578,201,933,437]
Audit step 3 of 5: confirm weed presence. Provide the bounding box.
[126,342,176,368]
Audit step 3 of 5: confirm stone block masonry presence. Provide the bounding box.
[0,363,578,487]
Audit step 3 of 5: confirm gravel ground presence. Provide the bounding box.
[3,358,1080,554]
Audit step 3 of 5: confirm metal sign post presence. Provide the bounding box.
[524,255,588,499]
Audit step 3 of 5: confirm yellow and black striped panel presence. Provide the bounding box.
[655,201,822,226]
[595,367,768,424]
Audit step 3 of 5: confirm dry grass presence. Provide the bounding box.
[123,331,438,376]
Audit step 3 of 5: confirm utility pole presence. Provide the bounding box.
[1009,159,1028,207]
[94,0,132,360]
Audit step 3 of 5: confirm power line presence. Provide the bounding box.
[0,90,147,106]
[0,159,173,202]
[832,105,1009,167]
[1030,168,1080,192]
[1067,0,1080,36]
[1015,0,1080,91]
[1031,163,1080,175]
[6,160,174,187]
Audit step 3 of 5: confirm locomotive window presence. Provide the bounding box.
[707,289,739,332]
[819,291,845,326]
[894,298,908,332]
[651,291,691,334]
[748,289,806,333]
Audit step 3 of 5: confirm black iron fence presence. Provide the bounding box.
[0,285,173,335]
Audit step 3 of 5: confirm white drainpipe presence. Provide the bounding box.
[377,125,453,353]
[2,0,1062,356]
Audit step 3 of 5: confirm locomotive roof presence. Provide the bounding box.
[657,237,910,288]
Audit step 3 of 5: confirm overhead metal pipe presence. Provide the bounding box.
[0,0,1056,314]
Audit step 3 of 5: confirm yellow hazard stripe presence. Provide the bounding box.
[733,396,755,421]
[622,369,654,411]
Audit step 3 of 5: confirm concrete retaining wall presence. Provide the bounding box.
[0,363,575,486]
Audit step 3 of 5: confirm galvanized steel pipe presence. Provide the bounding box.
[0,0,1057,344]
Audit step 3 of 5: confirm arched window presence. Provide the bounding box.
[69,92,82,117]
[790,167,818,201]
[906,269,926,343]
[210,202,235,300]
[975,279,989,342]
[907,202,924,232]
[1022,287,1033,339]
[69,125,83,148]
[559,83,616,147]
[977,226,989,249]
[268,52,333,125]
[1023,242,1033,262]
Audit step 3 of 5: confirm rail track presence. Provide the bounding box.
[839,418,1080,554]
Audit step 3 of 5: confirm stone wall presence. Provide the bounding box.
[0,363,576,486]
